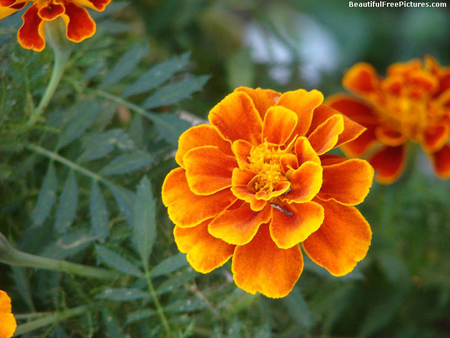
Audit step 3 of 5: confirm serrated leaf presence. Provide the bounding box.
[123,53,190,98]
[106,183,135,226]
[96,287,149,301]
[32,162,57,227]
[150,253,188,278]
[283,289,314,330]
[42,230,96,259]
[57,100,102,149]
[101,43,149,88]
[156,270,196,296]
[96,245,143,277]
[148,113,191,144]
[90,181,109,240]
[101,309,122,338]
[133,177,156,263]
[142,75,210,109]
[126,309,156,325]
[55,170,78,233]
[100,152,154,176]
[164,299,206,313]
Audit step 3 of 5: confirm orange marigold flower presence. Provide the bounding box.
[0,290,17,338]
[0,0,110,51]
[162,87,374,298]
[327,56,450,183]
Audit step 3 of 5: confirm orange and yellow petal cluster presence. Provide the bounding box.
[162,87,374,298]
[0,0,110,51]
[0,290,17,338]
[327,56,450,183]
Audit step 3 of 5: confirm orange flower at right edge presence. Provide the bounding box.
[0,290,17,338]
[162,87,374,298]
[327,56,450,184]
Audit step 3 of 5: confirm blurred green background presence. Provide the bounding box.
[1,0,450,337]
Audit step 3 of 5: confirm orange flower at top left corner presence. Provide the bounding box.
[0,290,17,338]
[0,0,111,52]
[162,87,375,298]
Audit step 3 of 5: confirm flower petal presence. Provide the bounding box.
[270,201,324,249]
[184,146,237,195]
[276,89,324,138]
[308,114,345,155]
[230,168,266,211]
[423,124,449,153]
[235,87,281,119]
[318,159,374,206]
[209,91,262,145]
[73,0,111,11]
[62,1,95,43]
[174,220,235,273]
[209,203,272,245]
[341,126,378,157]
[162,168,237,228]
[343,62,379,96]
[176,124,232,167]
[38,3,64,21]
[387,59,422,76]
[368,145,406,184]
[281,161,322,204]
[303,199,371,276]
[254,181,291,201]
[0,2,24,20]
[326,94,379,125]
[262,106,298,145]
[18,4,46,52]
[375,125,406,147]
[232,224,303,298]
[0,291,16,338]
[430,144,450,179]
[294,136,320,165]
[231,139,253,170]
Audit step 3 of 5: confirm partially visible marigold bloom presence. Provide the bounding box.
[0,290,17,338]
[162,87,374,298]
[0,0,110,51]
[327,56,450,183]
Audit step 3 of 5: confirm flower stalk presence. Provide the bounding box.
[0,232,118,280]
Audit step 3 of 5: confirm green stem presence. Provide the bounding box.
[27,48,71,127]
[144,264,173,338]
[14,305,88,336]
[0,233,118,280]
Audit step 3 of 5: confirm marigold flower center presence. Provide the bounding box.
[247,141,288,193]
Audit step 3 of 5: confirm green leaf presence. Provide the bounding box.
[57,99,102,149]
[148,113,191,144]
[96,244,144,277]
[123,52,190,97]
[101,43,149,88]
[106,183,135,226]
[164,299,206,313]
[96,287,149,301]
[142,75,210,109]
[90,181,109,240]
[150,253,188,278]
[11,266,34,311]
[101,309,122,338]
[32,162,57,227]
[228,316,242,338]
[54,170,78,233]
[100,152,154,176]
[133,176,156,263]
[156,270,197,296]
[283,289,314,331]
[126,309,156,325]
[42,230,96,259]
[255,323,271,338]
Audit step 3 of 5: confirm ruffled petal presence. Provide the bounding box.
[430,144,450,179]
[308,114,345,155]
[209,91,263,145]
[254,181,290,201]
[341,126,378,157]
[308,105,367,150]
[174,220,235,273]
[343,62,379,96]
[280,153,299,172]
[262,106,298,145]
[162,168,237,228]
[232,224,303,298]
[387,59,422,77]
[368,145,406,184]
[276,89,324,137]
[231,139,253,170]
[0,2,25,20]
[0,290,16,338]
[294,136,321,165]
[303,199,371,276]
[18,4,46,52]
[375,125,406,147]
[423,124,449,153]
[73,0,111,11]
[235,87,281,119]
[61,1,95,42]
[184,146,237,195]
[209,203,272,245]
[318,159,374,206]
[230,168,266,211]
[326,94,379,126]
[280,162,322,204]
[270,201,324,249]
[175,124,232,167]
[38,3,64,21]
